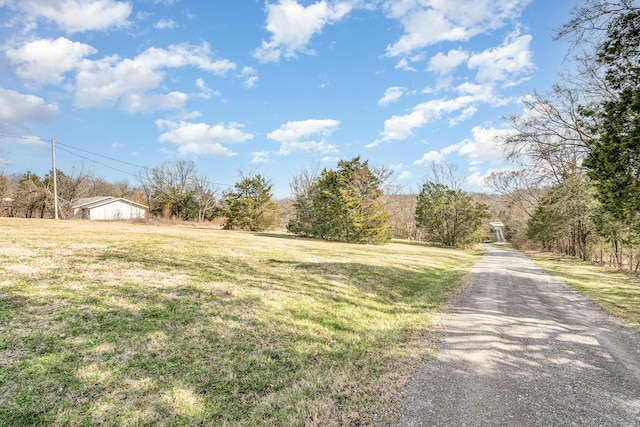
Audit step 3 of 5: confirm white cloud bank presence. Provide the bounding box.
[371,95,477,146]
[4,0,132,33]
[6,37,97,86]
[5,35,255,114]
[468,32,533,83]
[374,30,533,145]
[267,119,340,154]
[384,0,531,57]
[0,88,59,133]
[156,120,254,157]
[253,0,353,63]
[414,125,516,166]
[378,86,406,106]
[74,43,236,112]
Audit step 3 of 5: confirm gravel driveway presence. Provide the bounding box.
[394,246,640,426]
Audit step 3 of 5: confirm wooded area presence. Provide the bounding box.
[486,0,640,272]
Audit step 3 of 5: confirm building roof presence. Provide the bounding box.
[72,197,148,210]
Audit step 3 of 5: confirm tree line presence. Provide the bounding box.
[0,157,491,248]
[488,0,640,272]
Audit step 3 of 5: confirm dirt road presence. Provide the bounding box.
[394,246,640,426]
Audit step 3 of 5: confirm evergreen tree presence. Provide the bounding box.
[222,174,280,231]
[584,10,640,226]
[585,88,640,221]
[415,182,490,247]
[288,157,391,244]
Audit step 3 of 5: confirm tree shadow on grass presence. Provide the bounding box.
[0,238,474,426]
[263,258,468,315]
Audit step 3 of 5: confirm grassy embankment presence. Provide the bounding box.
[0,218,478,426]
[527,251,640,332]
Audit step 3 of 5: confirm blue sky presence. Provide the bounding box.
[0,0,577,198]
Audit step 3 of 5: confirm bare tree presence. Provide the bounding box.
[137,160,217,221]
[385,194,423,240]
[49,166,95,218]
[289,165,320,200]
[423,160,466,191]
[287,166,321,236]
[554,0,639,105]
[500,86,592,184]
[0,146,7,169]
[192,174,218,222]
[555,0,638,50]
[485,169,544,218]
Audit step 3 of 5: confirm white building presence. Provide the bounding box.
[72,197,148,220]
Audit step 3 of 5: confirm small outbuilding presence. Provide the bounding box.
[72,197,148,220]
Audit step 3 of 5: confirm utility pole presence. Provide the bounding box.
[51,137,59,220]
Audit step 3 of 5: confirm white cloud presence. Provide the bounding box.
[384,0,530,57]
[397,170,411,180]
[120,91,188,113]
[10,0,132,33]
[154,19,176,30]
[375,57,523,145]
[156,120,254,157]
[74,43,236,111]
[454,125,515,164]
[411,124,515,168]
[1,135,49,148]
[395,58,416,71]
[429,49,469,75]
[456,81,489,97]
[136,10,153,20]
[414,150,444,165]
[378,86,405,106]
[386,8,468,57]
[253,0,352,63]
[194,78,220,100]
[467,32,533,83]
[251,151,272,164]
[240,66,258,89]
[6,37,97,85]
[466,167,513,190]
[267,119,340,154]
[377,95,475,142]
[448,106,478,127]
[322,155,340,163]
[0,88,59,132]
[132,44,235,74]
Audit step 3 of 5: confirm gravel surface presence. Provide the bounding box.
[394,246,640,427]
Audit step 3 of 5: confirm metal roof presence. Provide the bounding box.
[72,197,148,210]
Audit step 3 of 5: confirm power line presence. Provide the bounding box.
[56,140,149,171]
[0,133,235,188]
[2,133,145,178]
[0,134,49,144]
[55,145,138,177]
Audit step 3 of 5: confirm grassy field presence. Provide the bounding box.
[0,218,479,426]
[527,251,640,332]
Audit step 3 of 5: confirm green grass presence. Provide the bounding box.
[527,251,640,332]
[0,218,478,426]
